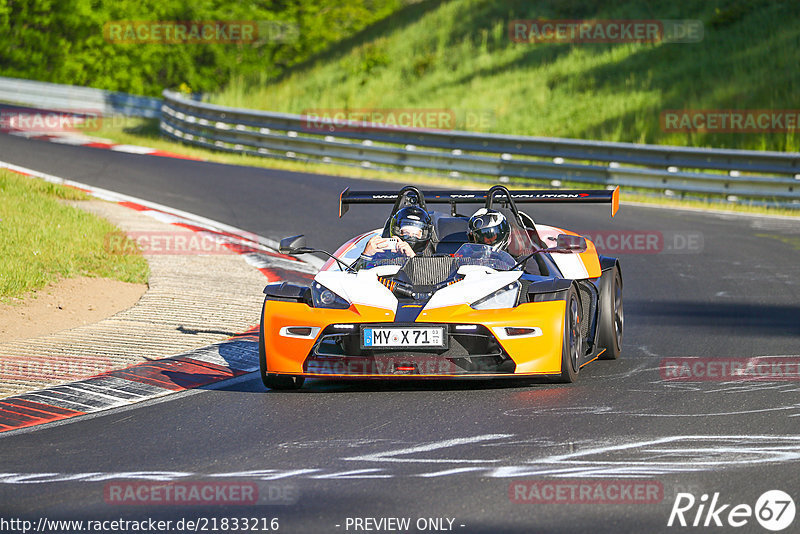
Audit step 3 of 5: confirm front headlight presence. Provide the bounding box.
[470,281,521,310]
[311,281,350,309]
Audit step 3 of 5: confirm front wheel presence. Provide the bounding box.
[259,299,305,390]
[557,286,583,383]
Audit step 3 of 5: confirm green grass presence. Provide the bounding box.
[0,170,149,302]
[212,0,799,152]
[93,117,800,217]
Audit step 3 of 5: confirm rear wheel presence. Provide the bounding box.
[598,266,623,360]
[259,299,305,390]
[557,286,583,383]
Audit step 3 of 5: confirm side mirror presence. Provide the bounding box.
[279,235,307,254]
[554,234,587,253]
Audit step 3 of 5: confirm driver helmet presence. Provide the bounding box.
[468,208,510,250]
[389,206,432,254]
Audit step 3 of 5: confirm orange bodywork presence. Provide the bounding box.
[262,302,392,374]
[577,236,602,278]
[262,299,567,377]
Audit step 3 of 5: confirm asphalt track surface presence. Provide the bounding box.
[1,132,799,533]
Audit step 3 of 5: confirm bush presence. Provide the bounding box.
[0,0,405,96]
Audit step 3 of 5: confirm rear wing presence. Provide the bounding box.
[339,186,620,217]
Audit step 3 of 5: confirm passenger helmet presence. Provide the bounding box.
[468,208,510,250]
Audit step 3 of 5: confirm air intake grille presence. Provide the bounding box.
[578,283,594,339]
[400,256,457,286]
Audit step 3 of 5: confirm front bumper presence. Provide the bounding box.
[262,300,566,378]
[304,323,515,376]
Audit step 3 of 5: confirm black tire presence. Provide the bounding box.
[597,265,623,360]
[258,299,305,390]
[557,285,583,383]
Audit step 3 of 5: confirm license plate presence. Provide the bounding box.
[361,326,446,348]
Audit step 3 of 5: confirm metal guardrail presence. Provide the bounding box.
[0,76,161,118]
[160,90,800,208]
[4,76,797,207]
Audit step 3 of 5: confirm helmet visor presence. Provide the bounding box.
[393,218,430,241]
[471,225,504,246]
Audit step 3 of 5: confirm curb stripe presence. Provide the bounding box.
[6,129,205,161]
[105,356,247,391]
[3,398,81,416]
[0,399,85,431]
[117,200,149,211]
[0,338,261,434]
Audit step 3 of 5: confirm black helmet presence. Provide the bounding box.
[389,206,432,254]
[468,208,510,250]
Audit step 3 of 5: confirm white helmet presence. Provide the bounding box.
[468,208,510,250]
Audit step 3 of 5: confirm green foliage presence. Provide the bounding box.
[708,0,768,29]
[0,0,405,96]
[211,0,800,152]
[5,0,795,152]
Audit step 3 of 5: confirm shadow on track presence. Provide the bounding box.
[628,300,800,336]
[211,374,584,394]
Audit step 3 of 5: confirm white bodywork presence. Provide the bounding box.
[314,265,522,312]
[314,218,594,313]
[549,252,589,279]
[424,268,522,310]
[315,270,398,311]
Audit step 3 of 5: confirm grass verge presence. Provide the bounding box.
[91,117,800,218]
[0,169,149,302]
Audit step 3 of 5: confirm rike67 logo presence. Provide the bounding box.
[668,490,795,531]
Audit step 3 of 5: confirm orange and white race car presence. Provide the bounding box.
[258,185,622,389]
